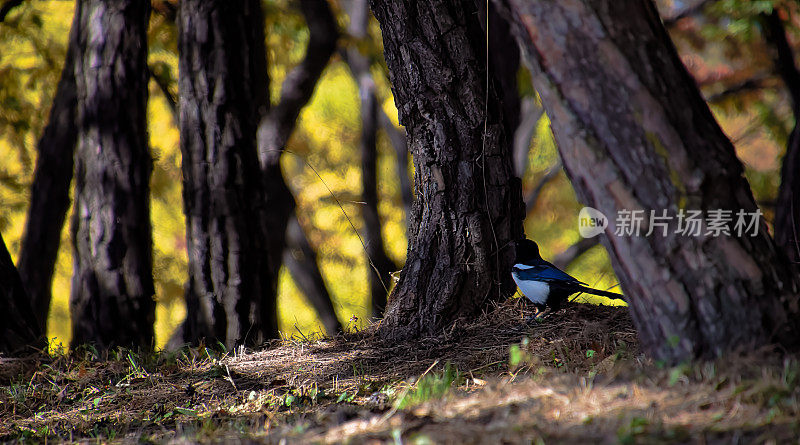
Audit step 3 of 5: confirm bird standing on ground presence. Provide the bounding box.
[512,238,624,318]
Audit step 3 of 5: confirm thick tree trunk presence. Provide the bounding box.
[761,10,800,263]
[370,0,524,340]
[178,0,274,348]
[499,0,800,361]
[0,231,44,355]
[18,13,79,331]
[70,0,155,350]
[346,0,398,316]
[283,214,342,335]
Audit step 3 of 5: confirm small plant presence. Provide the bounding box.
[617,416,650,444]
[336,391,355,403]
[395,362,463,409]
[509,337,532,370]
[668,363,691,387]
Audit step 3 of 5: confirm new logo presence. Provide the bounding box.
[578,207,608,238]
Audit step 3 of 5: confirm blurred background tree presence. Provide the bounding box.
[0,0,796,351]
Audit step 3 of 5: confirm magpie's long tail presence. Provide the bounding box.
[575,285,625,301]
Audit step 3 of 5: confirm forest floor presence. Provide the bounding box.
[1,299,799,444]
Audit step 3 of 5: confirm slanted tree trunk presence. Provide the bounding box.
[499,0,800,361]
[70,0,155,350]
[761,10,800,263]
[283,214,342,335]
[513,97,543,178]
[370,0,524,340]
[0,231,43,355]
[17,10,80,332]
[177,0,274,348]
[346,0,398,315]
[256,0,339,322]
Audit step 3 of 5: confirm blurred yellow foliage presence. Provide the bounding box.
[0,0,788,353]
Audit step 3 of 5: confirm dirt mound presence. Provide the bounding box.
[0,301,635,442]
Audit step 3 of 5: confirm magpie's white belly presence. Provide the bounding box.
[512,272,550,305]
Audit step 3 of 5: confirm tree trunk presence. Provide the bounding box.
[370,0,524,340]
[177,0,274,348]
[256,0,339,324]
[70,0,155,351]
[346,0,398,316]
[283,214,342,335]
[378,111,414,225]
[0,231,44,355]
[513,97,544,178]
[761,10,800,264]
[499,0,800,361]
[18,12,79,331]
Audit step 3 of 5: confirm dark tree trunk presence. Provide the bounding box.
[357,80,398,314]
[18,12,79,331]
[0,231,44,355]
[485,1,520,145]
[256,0,339,319]
[346,0,398,316]
[177,0,274,348]
[761,10,800,263]
[70,0,155,351]
[379,111,414,225]
[370,0,524,340]
[499,0,800,361]
[283,214,342,335]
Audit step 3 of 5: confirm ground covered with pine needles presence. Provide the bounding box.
[1,299,799,443]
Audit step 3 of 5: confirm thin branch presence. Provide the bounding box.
[147,66,178,121]
[705,77,769,103]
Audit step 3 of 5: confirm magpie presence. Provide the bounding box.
[512,238,624,317]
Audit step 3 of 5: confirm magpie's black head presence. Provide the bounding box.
[514,238,542,264]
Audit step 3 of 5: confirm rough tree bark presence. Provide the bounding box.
[370,0,524,339]
[256,0,339,318]
[177,0,274,348]
[70,0,155,350]
[0,231,44,355]
[150,0,341,336]
[761,9,800,263]
[345,0,398,315]
[499,0,800,361]
[18,13,79,331]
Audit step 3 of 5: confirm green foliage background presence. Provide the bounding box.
[0,0,790,351]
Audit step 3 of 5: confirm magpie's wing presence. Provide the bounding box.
[513,263,583,284]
